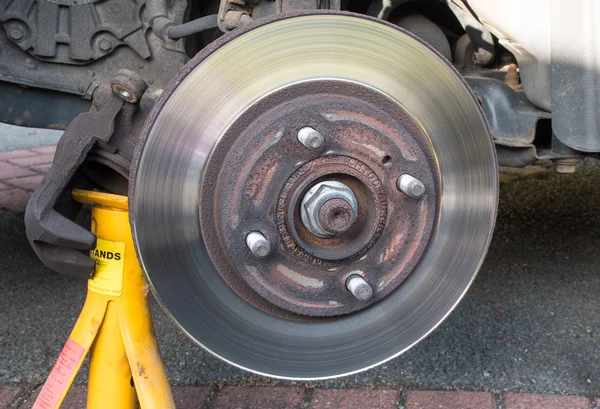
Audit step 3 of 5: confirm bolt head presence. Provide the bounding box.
[9,27,24,41]
[98,38,114,52]
[119,89,132,99]
[301,181,358,237]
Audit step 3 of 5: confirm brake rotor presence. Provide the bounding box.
[130,12,498,379]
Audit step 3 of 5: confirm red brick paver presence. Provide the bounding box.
[171,386,212,408]
[311,389,398,409]
[0,146,56,214]
[0,149,37,161]
[30,146,57,155]
[501,392,591,409]
[7,153,55,168]
[0,162,36,180]
[0,188,32,214]
[0,386,21,407]
[30,164,52,174]
[406,390,495,409]
[19,385,86,409]
[213,386,304,409]
[5,174,44,192]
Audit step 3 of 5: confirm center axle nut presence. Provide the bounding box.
[300,181,359,237]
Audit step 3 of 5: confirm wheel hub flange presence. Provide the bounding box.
[200,80,439,317]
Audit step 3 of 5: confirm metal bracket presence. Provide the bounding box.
[25,70,147,277]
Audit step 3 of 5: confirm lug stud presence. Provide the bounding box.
[297,127,324,149]
[246,231,271,257]
[346,274,373,302]
[396,174,425,198]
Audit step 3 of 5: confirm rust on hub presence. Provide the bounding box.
[199,80,440,317]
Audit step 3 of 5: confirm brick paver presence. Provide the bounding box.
[213,386,304,409]
[311,388,398,409]
[30,146,57,155]
[0,149,37,161]
[5,174,44,192]
[0,188,32,214]
[0,162,36,180]
[501,392,591,409]
[7,153,55,167]
[406,390,495,409]
[0,146,56,213]
[0,386,21,407]
[30,163,52,174]
[171,386,212,408]
[19,385,86,409]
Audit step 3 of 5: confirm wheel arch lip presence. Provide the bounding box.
[129,11,498,380]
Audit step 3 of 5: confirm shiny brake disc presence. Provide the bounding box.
[130,12,498,379]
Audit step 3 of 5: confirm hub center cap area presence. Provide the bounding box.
[301,181,359,237]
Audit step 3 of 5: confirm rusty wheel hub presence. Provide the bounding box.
[201,81,439,317]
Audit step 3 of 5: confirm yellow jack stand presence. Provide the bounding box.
[32,190,175,409]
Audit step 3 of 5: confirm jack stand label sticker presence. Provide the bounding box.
[88,238,125,296]
[32,338,85,409]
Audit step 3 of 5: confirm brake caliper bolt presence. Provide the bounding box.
[118,89,132,99]
[246,231,271,258]
[297,127,324,149]
[98,38,114,52]
[9,27,24,42]
[346,275,373,302]
[397,174,425,198]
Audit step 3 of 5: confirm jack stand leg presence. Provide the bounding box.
[88,302,137,409]
[32,190,175,409]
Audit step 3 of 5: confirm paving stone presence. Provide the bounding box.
[29,146,57,155]
[7,154,55,168]
[5,174,44,192]
[213,386,304,409]
[310,388,398,409]
[501,392,591,409]
[0,386,21,407]
[406,390,495,409]
[0,188,30,214]
[171,386,212,409]
[0,163,35,180]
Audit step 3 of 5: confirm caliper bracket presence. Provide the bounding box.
[25,70,147,277]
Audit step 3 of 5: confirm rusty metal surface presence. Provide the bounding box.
[200,80,438,317]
